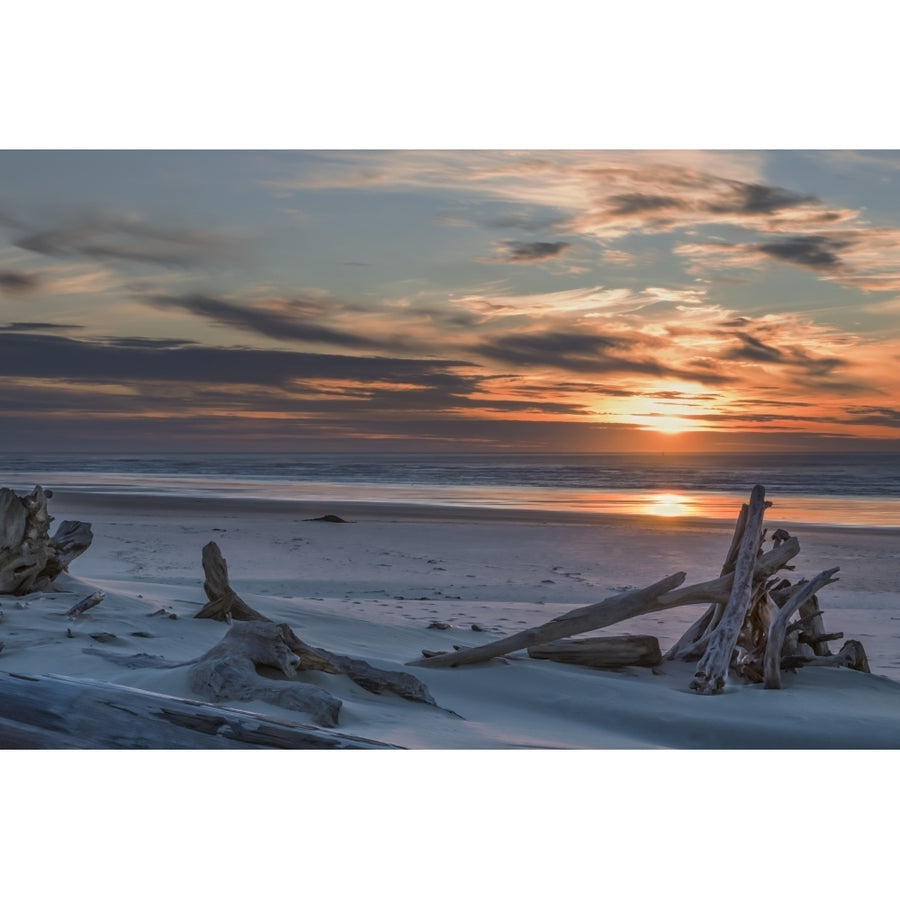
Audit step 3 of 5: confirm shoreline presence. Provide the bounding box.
[48,488,900,537]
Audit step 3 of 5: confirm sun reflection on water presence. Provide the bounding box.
[643,492,693,517]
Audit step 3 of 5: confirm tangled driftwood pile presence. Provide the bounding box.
[410,485,869,693]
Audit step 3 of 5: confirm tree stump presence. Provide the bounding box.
[188,621,344,727]
[0,486,93,595]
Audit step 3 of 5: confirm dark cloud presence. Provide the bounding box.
[845,406,900,429]
[707,183,818,215]
[0,332,476,393]
[149,293,381,350]
[489,241,571,264]
[476,330,732,384]
[14,216,242,269]
[607,193,686,216]
[0,321,84,332]
[756,235,850,271]
[727,332,784,363]
[0,269,40,293]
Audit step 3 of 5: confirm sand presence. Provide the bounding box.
[3,489,899,749]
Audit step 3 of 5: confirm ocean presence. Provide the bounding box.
[1,451,898,527]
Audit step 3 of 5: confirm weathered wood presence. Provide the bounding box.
[691,484,768,695]
[782,640,870,675]
[0,486,93,595]
[65,590,105,618]
[763,568,841,689]
[796,593,834,656]
[278,626,445,709]
[195,541,269,621]
[89,620,449,719]
[409,572,686,669]
[188,621,344,726]
[191,544,445,711]
[527,634,662,668]
[42,520,95,583]
[0,671,400,749]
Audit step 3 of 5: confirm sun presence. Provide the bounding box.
[644,415,690,435]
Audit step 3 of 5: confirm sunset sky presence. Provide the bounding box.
[2,149,900,453]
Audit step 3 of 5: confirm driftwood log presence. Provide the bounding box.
[409,572,686,668]
[0,671,399,749]
[527,634,662,668]
[0,486,93,595]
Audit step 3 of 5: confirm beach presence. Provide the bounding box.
[3,488,899,749]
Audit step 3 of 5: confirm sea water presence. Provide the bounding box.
[1,451,898,527]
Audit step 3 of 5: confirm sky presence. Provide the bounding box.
[2,148,900,454]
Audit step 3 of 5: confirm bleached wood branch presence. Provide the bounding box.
[763,568,841,689]
[690,484,768,695]
[65,590,105,618]
[409,572,687,669]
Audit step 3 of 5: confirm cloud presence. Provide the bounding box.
[679,227,900,291]
[0,332,477,394]
[705,182,819,216]
[480,240,571,264]
[267,151,900,291]
[0,321,84,332]
[606,193,687,216]
[475,329,733,384]
[12,214,244,269]
[727,332,784,363]
[845,406,900,429]
[756,235,849,270]
[148,292,382,350]
[0,269,39,293]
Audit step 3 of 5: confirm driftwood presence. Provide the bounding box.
[195,541,268,621]
[409,537,800,670]
[0,671,399,749]
[0,486,93,595]
[690,485,768,694]
[189,543,447,719]
[65,590,105,618]
[527,634,662,668]
[409,572,686,668]
[90,619,449,726]
[188,621,344,726]
[783,639,870,674]
[763,568,841,689]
